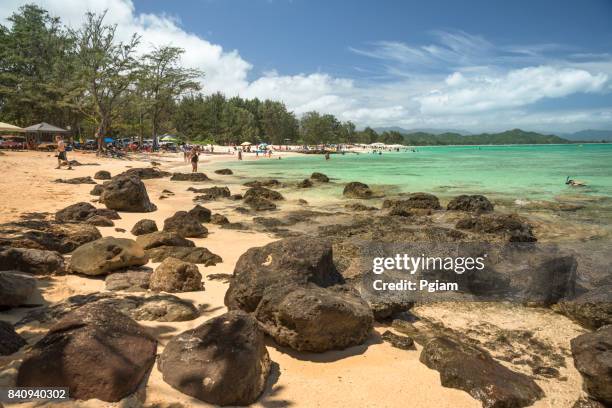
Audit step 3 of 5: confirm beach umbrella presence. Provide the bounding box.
[160,135,178,142]
[0,122,25,132]
[240,141,252,146]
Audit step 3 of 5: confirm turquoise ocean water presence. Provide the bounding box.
[224,144,612,203]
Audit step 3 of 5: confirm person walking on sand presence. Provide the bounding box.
[190,147,199,172]
[55,135,72,170]
[238,149,242,160]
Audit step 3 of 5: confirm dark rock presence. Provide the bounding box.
[571,325,612,405]
[244,179,282,188]
[0,247,64,274]
[93,170,111,180]
[225,236,343,312]
[135,231,194,250]
[55,202,98,223]
[297,178,313,188]
[70,237,148,276]
[447,194,494,213]
[210,213,229,225]
[158,311,270,406]
[131,219,158,236]
[146,246,222,265]
[556,285,612,330]
[54,176,96,184]
[345,203,377,211]
[298,198,308,205]
[16,302,157,402]
[229,193,243,200]
[100,175,157,212]
[244,186,284,201]
[208,273,233,283]
[105,270,151,292]
[381,330,415,350]
[163,211,208,238]
[17,292,196,324]
[383,193,441,210]
[85,215,114,227]
[170,172,210,182]
[234,206,251,214]
[311,172,330,182]
[244,196,277,211]
[343,181,372,198]
[255,283,373,352]
[90,184,105,196]
[214,168,233,175]
[0,220,101,253]
[532,366,560,378]
[94,208,120,219]
[252,217,285,228]
[456,213,537,242]
[115,228,126,233]
[150,257,203,293]
[190,186,231,201]
[117,167,170,179]
[0,321,26,355]
[420,336,544,408]
[0,271,37,307]
[188,204,212,223]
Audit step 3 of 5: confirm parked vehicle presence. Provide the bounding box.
[0,136,25,149]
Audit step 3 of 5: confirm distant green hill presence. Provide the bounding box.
[400,129,570,146]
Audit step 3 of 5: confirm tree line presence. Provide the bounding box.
[0,4,405,148]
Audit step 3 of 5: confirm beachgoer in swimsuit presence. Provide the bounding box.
[55,135,72,170]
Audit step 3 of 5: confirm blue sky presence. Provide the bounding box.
[2,0,612,132]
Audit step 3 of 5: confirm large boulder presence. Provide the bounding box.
[85,215,114,227]
[55,202,117,223]
[0,247,64,274]
[0,271,37,307]
[190,186,231,201]
[69,237,148,276]
[447,194,494,213]
[135,231,194,250]
[130,219,158,236]
[456,213,537,242]
[297,178,313,188]
[0,321,26,355]
[420,336,544,408]
[146,245,222,265]
[571,326,612,405]
[556,285,612,330]
[188,204,212,223]
[211,213,230,225]
[0,220,101,253]
[158,311,271,406]
[311,172,330,182]
[90,184,105,196]
[225,237,343,312]
[93,170,111,180]
[255,283,373,352]
[343,181,372,198]
[100,175,157,212]
[244,186,284,201]
[150,257,203,293]
[170,172,210,181]
[163,211,208,238]
[16,302,157,402]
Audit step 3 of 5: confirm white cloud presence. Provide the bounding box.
[1,0,612,132]
[416,66,609,115]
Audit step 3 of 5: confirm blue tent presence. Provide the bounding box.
[103,137,114,143]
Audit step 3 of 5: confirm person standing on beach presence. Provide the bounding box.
[190,147,199,172]
[238,149,242,160]
[325,152,330,160]
[55,135,72,170]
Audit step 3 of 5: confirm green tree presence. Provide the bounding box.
[139,46,201,146]
[66,11,140,150]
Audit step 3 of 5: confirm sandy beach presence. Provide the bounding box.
[0,149,600,408]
